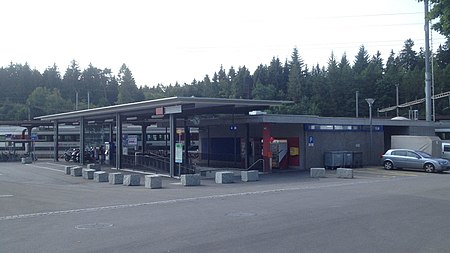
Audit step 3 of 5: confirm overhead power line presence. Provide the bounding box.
[310,12,423,20]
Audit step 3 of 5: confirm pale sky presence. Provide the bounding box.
[1,0,447,87]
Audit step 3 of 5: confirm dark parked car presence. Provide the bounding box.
[382,149,450,173]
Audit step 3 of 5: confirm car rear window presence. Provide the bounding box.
[406,151,420,158]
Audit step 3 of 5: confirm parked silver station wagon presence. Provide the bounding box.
[382,149,450,173]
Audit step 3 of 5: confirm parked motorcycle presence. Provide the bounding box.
[63,147,96,163]
[63,148,79,162]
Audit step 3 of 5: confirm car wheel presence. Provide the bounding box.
[424,163,435,173]
[384,161,393,170]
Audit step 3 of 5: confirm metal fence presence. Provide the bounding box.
[122,152,195,175]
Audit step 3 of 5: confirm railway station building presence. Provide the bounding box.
[3,96,449,177]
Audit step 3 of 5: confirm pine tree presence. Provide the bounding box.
[287,48,305,103]
[117,64,144,104]
[62,60,82,106]
[399,39,418,71]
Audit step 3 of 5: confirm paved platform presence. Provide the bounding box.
[1,160,450,253]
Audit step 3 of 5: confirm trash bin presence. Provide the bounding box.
[324,151,363,169]
[351,152,363,168]
[324,151,345,169]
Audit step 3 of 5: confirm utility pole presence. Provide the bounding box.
[424,0,432,121]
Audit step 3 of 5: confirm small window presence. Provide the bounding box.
[319,125,333,130]
[392,150,407,156]
[444,145,450,152]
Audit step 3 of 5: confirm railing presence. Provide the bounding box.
[122,151,263,175]
[122,152,196,175]
[122,152,169,173]
[247,158,264,171]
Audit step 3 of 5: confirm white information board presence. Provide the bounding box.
[175,143,183,163]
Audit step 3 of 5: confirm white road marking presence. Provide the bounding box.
[0,179,384,222]
[0,195,14,198]
[25,164,63,173]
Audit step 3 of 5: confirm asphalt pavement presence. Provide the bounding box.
[1,161,450,253]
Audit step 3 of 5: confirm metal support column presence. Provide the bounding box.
[245,123,250,169]
[80,117,85,165]
[207,126,210,167]
[141,123,149,153]
[116,113,122,169]
[184,120,190,171]
[169,114,176,177]
[26,127,32,155]
[109,123,114,144]
[53,121,59,161]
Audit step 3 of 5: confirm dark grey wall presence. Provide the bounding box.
[199,120,438,171]
[302,130,384,169]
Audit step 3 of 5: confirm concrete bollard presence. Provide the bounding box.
[87,163,101,171]
[241,170,259,182]
[64,166,73,175]
[145,175,162,189]
[215,171,234,184]
[94,171,108,182]
[70,167,82,177]
[181,174,201,186]
[123,174,141,186]
[21,157,32,164]
[109,173,124,184]
[82,169,96,180]
[337,168,353,179]
[310,168,326,178]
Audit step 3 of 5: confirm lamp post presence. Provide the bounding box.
[365,98,375,165]
[395,83,399,117]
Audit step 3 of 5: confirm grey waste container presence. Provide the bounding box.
[324,151,363,169]
[324,151,345,169]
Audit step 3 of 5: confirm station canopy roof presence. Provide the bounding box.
[34,96,292,124]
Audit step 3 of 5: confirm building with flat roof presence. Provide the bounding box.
[23,96,450,176]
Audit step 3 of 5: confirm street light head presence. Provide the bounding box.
[365,98,375,106]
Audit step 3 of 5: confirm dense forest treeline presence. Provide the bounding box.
[1,39,450,120]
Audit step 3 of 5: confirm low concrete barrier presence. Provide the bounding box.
[310,168,326,178]
[181,174,201,186]
[123,174,140,186]
[241,170,259,182]
[82,169,95,180]
[21,157,32,164]
[337,168,353,179]
[94,171,108,182]
[215,171,234,184]
[87,163,101,171]
[70,167,82,177]
[109,173,123,184]
[145,175,162,189]
[64,166,73,175]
